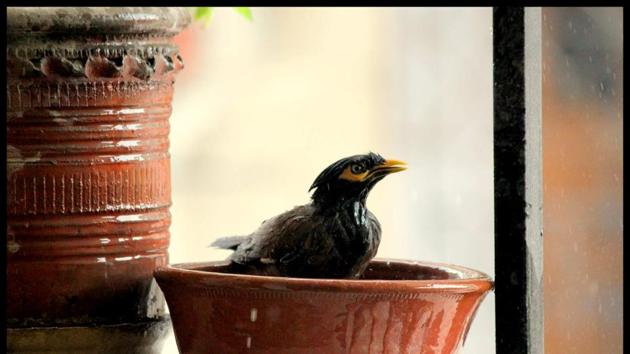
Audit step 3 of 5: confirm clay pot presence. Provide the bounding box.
[6,7,189,352]
[155,259,493,354]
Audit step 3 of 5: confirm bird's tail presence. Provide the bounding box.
[209,235,248,251]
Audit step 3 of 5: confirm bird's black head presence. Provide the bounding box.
[309,152,407,209]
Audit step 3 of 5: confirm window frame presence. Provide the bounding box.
[493,7,544,354]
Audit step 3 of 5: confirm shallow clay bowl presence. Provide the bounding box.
[155,258,492,354]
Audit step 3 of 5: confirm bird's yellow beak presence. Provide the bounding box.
[373,159,407,174]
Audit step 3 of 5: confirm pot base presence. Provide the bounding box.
[7,316,171,354]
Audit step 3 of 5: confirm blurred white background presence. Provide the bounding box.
[163,7,494,353]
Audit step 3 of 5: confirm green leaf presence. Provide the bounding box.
[233,7,253,21]
[194,7,213,26]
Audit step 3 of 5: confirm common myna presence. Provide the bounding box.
[211,152,406,279]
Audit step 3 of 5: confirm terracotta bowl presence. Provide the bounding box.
[154,259,492,354]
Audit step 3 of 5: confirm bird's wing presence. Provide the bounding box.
[210,212,289,252]
[229,204,318,265]
[209,235,250,250]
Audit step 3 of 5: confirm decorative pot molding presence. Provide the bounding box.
[7,47,184,81]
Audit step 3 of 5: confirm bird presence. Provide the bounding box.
[210,152,407,279]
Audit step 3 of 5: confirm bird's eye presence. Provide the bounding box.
[350,164,364,174]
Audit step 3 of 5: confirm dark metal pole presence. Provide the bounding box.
[493,7,543,354]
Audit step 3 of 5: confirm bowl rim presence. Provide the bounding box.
[154,258,494,294]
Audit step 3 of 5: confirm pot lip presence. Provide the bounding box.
[7,7,191,38]
[155,258,494,294]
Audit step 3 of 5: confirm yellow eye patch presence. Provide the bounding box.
[339,165,369,182]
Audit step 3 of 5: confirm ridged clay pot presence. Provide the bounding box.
[155,259,493,354]
[6,7,190,353]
